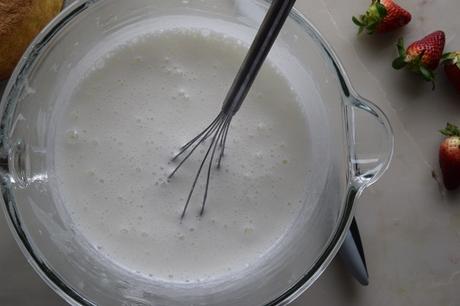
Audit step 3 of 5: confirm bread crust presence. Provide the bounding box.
[0,0,63,79]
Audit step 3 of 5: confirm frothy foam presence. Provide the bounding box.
[54,27,311,284]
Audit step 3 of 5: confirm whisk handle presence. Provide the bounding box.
[221,0,296,115]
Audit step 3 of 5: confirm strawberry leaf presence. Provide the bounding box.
[441,52,460,65]
[376,2,387,17]
[392,38,407,70]
[418,65,434,81]
[419,66,434,81]
[440,123,460,137]
[353,0,388,35]
[442,52,454,60]
[396,38,406,57]
[418,65,436,90]
[392,57,407,69]
[352,16,364,26]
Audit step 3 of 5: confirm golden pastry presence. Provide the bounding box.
[0,0,63,80]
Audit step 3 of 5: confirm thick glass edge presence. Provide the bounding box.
[266,186,361,306]
[0,1,97,305]
[347,96,394,187]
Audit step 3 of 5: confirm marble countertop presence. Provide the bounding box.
[1,0,459,305]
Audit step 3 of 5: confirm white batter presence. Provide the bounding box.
[54,27,311,283]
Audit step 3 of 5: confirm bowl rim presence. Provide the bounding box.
[0,1,392,305]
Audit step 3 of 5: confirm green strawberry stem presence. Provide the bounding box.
[352,0,388,34]
[440,123,460,137]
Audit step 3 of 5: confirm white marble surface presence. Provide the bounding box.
[1,0,459,305]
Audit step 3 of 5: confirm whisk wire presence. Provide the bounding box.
[201,114,232,215]
[169,113,223,179]
[171,113,223,162]
[179,115,228,219]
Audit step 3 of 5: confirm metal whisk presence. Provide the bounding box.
[168,0,296,219]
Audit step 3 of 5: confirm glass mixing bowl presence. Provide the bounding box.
[0,0,393,305]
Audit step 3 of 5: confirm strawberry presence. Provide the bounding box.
[439,123,460,190]
[442,52,460,93]
[392,31,446,88]
[352,0,411,35]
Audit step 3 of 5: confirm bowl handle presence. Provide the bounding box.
[345,95,394,188]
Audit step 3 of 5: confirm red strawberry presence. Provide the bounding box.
[392,31,446,87]
[442,52,460,93]
[352,0,411,35]
[439,123,460,190]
